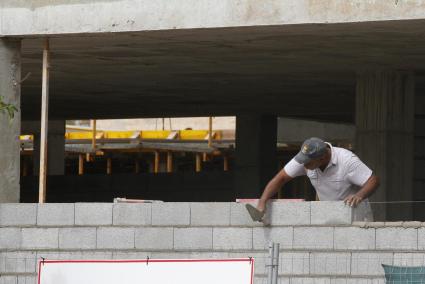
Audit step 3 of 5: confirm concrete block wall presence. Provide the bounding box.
[1,202,425,284]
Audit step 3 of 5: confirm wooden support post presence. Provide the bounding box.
[92,119,97,149]
[208,116,213,147]
[22,157,28,177]
[195,153,202,172]
[135,158,140,174]
[85,153,90,162]
[154,151,160,173]
[223,155,229,171]
[38,38,50,204]
[167,151,173,173]
[203,152,208,162]
[107,157,112,175]
[78,154,84,175]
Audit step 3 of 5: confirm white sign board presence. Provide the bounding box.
[38,258,254,284]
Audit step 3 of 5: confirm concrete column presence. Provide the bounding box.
[234,115,277,198]
[33,120,66,175]
[356,70,415,221]
[0,39,21,202]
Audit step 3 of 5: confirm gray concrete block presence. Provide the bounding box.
[152,202,190,226]
[21,228,58,249]
[113,251,150,259]
[190,203,230,226]
[17,276,37,284]
[0,252,37,273]
[59,227,96,249]
[0,203,37,226]
[0,276,17,284]
[174,227,212,250]
[75,203,112,226]
[334,227,375,250]
[113,203,151,226]
[291,277,331,284]
[351,252,393,276]
[293,227,334,249]
[96,227,134,249]
[213,228,252,250]
[230,202,262,227]
[37,203,74,226]
[311,201,352,225]
[36,251,113,262]
[310,252,351,275]
[0,228,21,249]
[280,252,310,275]
[393,253,425,266]
[376,228,417,250]
[269,202,310,225]
[135,227,173,250]
[418,228,425,249]
[252,227,293,250]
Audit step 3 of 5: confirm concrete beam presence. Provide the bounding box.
[3,1,425,36]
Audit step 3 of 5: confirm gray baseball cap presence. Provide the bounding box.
[294,137,327,164]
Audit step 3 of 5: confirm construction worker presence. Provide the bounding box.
[246,137,380,222]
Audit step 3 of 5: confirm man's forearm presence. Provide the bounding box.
[357,175,380,200]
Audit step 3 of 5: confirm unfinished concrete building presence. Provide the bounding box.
[3,2,425,283]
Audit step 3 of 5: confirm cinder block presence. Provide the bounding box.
[152,202,190,226]
[280,252,310,275]
[291,277,331,284]
[351,252,393,276]
[0,276,17,284]
[113,203,151,226]
[418,228,425,249]
[213,228,252,250]
[96,227,134,249]
[174,228,212,250]
[75,203,112,226]
[17,276,37,284]
[21,228,58,249]
[334,227,375,250]
[293,227,334,249]
[230,202,262,227]
[135,227,173,250]
[59,228,96,249]
[376,228,417,250]
[310,252,351,275]
[0,204,37,226]
[150,252,191,259]
[393,253,425,266]
[36,251,113,262]
[37,203,74,226]
[330,278,385,284]
[0,251,37,273]
[113,252,150,260]
[190,203,230,226]
[269,202,311,225]
[311,202,352,225]
[252,227,293,250]
[0,228,21,249]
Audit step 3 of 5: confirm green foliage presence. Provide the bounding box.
[0,96,18,120]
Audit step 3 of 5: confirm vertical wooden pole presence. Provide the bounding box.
[135,158,140,174]
[38,38,50,203]
[208,116,213,147]
[167,151,173,173]
[195,153,202,172]
[154,151,160,173]
[78,154,84,175]
[223,155,229,171]
[92,119,97,149]
[22,157,28,177]
[107,157,112,175]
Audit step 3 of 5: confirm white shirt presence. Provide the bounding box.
[284,143,374,221]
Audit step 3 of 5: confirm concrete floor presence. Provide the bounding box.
[18,20,425,122]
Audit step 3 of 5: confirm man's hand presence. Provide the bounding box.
[344,194,363,207]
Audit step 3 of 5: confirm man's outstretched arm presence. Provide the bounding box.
[344,174,380,207]
[257,169,294,212]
